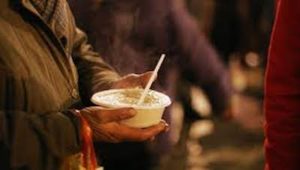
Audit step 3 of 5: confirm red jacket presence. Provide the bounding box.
[265,0,300,169]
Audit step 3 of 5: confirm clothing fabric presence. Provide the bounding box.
[30,0,56,21]
[0,0,119,169]
[30,0,68,38]
[264,0,300,169]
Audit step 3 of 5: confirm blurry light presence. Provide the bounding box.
[190,87,212,117]
[187,140,202,156]
[245,52,260,67]
[170,102,184,144]
[187,140,208,170]
[229,56,247,92]
[189,120,214,139]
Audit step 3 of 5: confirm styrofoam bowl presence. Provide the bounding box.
[91,88,171,128]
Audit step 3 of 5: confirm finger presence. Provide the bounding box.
[117,121,168,142]
[95,107,137,123]
[160,119,170,132]
[121,74,139,83]
[112,74,140,89]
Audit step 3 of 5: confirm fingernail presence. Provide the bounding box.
[120,109,136,119]
[164,123,170,132]
[160,119,166,124]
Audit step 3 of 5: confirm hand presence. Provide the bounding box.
[112,71,154,89]
[80,106,168,143]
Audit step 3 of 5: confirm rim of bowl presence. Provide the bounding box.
[91,89,172,109]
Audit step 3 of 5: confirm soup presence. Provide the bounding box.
[95,89,167,107]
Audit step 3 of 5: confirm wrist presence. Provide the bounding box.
[63,109,82,145]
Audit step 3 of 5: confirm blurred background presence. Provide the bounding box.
[69,0,274,169]
[167,0,272,169]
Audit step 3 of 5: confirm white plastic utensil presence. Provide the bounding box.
[137,54,166,105]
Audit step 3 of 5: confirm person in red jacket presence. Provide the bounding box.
[264,0,300,169]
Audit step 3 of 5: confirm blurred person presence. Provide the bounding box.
[187,0,274,64]
[264,0,300,169]
[0,0,168,169]
[69,0,232,169]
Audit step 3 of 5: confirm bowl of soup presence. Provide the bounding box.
[91,88,171,128]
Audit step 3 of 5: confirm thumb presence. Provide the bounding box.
[96,107,137,123]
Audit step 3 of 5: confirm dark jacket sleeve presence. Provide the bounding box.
[169,2,232,114]
[0,70,81,169]
[71,28,120,103]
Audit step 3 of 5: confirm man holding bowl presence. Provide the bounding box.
[0,0,168,169]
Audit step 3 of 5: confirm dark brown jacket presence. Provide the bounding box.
[0,0,119,169]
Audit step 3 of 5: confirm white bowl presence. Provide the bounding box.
[91,89,171,128]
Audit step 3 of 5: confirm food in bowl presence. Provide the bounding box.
[91,88,171,128]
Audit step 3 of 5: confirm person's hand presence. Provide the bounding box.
[80,106,168,143]
[112,71,154,89]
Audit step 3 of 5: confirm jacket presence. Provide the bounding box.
[264,0,300,169]
[0,0,119,169]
